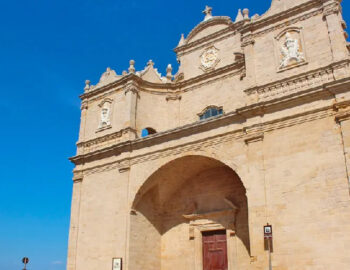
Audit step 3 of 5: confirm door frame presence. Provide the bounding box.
[183,211,238,270]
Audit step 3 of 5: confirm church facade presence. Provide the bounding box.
[68,0,350,269]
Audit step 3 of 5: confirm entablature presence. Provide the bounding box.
[70,70,350,167]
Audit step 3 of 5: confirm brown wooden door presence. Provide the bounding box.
[202,230,228,270]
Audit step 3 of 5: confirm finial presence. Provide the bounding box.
[235,9,244,22]
[202,5,213,21]
[166,64,173,82]
[129,60,135,74]
[178,33,186,47]
[122,70,127,75]
[84,80,91,91]
[147,60,154,67]
[243,8,250,20]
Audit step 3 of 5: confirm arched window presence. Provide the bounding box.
[141,127,157,138]
[198,106,223,120]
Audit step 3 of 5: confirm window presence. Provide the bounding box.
[199,106,223,120]
[141,127,157,138]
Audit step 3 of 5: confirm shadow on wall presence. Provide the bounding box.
[129,155,251,270]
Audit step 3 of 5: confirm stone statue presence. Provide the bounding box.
[280,32,305,68]
[99,103,111,128]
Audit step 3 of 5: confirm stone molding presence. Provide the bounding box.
[71,104,336,177]
[322,1,341,18]
[245,5,323,40]
[76,127,136,155]
[244,60,349,103]
[72,65,350,166]
[165,94,182,101]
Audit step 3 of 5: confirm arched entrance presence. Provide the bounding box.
[129,155,250,270]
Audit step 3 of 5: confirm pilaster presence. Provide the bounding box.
[77,101,88,143]
[241,32,256,88]
[335,102,350,194]
[124,81,139,140]
[323,1,349,64]
[244,128,268,268]
[67,174,83,270]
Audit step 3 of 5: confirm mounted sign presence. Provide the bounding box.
[264,224,273,239]
[112,258,122,270]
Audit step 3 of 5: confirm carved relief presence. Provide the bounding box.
[98,98,113,130]
[200,46,220,71]
[275,28,307,71]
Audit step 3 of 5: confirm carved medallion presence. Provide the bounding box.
[200,47,220,71]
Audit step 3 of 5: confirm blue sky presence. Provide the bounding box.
[0,1,349,270]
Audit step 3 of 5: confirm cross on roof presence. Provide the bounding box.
[202,5,213,21]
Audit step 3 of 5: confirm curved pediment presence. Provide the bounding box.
[184,16,233,45]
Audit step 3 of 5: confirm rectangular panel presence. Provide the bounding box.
[202,230,228,270]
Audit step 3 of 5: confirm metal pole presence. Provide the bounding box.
[268,238,272,270]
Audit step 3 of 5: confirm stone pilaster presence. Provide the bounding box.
[323,1,348,64]
[335,104,350,195]
[241,32,256,88]
[67,174,83,270]
[244,131,268,268]
[124,81,139,140]
[77,101,88,143]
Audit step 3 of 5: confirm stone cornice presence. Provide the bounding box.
[80,59,245,102]
[70,74,350,166]
[244,60,350,103]
[71,105,335,177]
[241,0,321,35]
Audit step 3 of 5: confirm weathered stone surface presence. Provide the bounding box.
[67,0,350,269]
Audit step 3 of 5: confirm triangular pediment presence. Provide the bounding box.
[139,62,165,83]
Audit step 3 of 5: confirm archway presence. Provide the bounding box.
[129,155,250,270]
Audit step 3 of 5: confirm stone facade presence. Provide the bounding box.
[68,0,350,269]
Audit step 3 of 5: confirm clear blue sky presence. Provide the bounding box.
[0,1,349,270]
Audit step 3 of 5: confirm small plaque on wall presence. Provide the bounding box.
[112,258,122,270]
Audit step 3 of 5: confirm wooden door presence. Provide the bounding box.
[202,230,228,270]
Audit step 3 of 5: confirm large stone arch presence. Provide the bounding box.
[129,155,251,270]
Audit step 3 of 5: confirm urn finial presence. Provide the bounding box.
[129,60,135,74]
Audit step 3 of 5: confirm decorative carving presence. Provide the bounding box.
[200,46,220,71]
[80,101,88,110]
[202,5,213,21]
[128,60,135,74]
[241,35,255,47]
[166,94,182,101]
[124,82,139,96]
[166,64,173,82]
[278,32,306,69]
[84,80,91,92]
[97,98,113,130]
[323,2,340,18]
[242,8,250,20]
[244,61,349,102]
[235,9,244,23]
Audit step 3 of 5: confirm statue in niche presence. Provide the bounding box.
[280,32,305,68]
[99,102,111,128]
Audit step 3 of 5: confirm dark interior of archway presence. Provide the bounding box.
[132,155,251,255]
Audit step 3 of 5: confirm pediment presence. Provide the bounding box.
[96,67,121,88]
[185,17,233,45]
[139,62,165,83]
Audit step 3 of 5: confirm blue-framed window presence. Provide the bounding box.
[199,107,223,120]
[141,127,157,138]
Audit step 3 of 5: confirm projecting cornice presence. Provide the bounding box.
[70,65,350,166]
[79,58,245,101]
